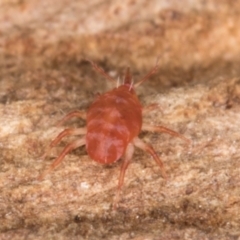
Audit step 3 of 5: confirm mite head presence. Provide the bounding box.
[87,59,159,91]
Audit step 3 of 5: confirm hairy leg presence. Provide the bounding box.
[133,137,167,179]
[38,137,86,180]
[142,123,190,145]
[87,59,116,83]
[134,58,159,88]
[41,127,86,160]
[114,143,134,209]
[56,110,86,127]
[142,103,163,115]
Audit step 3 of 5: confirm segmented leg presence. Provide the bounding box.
[38,137,86,180]
[134,59,159,88]
[142,103,163,114]
[56,110,86,127]
[87,60,116,83]
[142,123,191,145]
[113,143,134,209]
[41,127,86,160]
[133,137,167,179]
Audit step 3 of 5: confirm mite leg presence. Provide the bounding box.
[38,137,86,180]
[87,60,116,83]
[142,103,163,115]
[114,143,135,209]
[134,59,159,88]
[56,110,86,127]
[142,123,191,145]
[133,137,167,179]
[41,127,86,160]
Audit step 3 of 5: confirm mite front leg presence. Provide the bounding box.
[87,59,116,83]
[57,110,86,127]
[142,123,191,145]
[133,137,167,179]
[38,137,86,180]
[142,103,163,115]
[114,143,135,209]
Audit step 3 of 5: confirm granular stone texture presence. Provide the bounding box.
[1,0,240,239]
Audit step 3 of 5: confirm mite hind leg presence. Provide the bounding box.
[114,143,135,209]
[41,127,87,160]
[38,137,86,180]
[142,123,191,145]
[133,137,167,179]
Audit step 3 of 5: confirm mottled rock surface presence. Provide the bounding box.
[1,0,240,239]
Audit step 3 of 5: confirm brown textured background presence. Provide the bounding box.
[1,0,240,239]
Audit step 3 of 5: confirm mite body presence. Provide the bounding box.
[40,61,190,207]
[86,83,142,164]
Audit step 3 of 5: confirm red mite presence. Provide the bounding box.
[39,60,190,207]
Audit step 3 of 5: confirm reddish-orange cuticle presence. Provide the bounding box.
[86,85,142,164]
